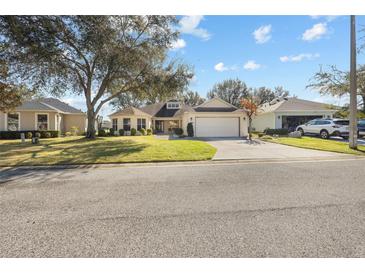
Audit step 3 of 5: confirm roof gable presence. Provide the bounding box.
[196,98,238,109]
[109,106,152,117]
[259,97,336,113]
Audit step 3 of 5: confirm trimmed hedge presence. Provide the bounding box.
[174,128,183,136]
[138,128,146,136]
[187,122,194,137]
[263,128,289,136]
[0,130,59,139]
[98,129,107,137]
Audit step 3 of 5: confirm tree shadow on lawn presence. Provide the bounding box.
[56,139,149,164]
[0,138,150,166]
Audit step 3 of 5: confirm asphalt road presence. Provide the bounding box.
[1,158,365,257]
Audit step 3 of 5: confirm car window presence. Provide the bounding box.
[314,120,329,125]
[358,121,365,126]
[307,121,316,125]
[334,120,349,126]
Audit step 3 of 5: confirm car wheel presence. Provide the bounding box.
[297,128,304,136]
[320,129,329,139]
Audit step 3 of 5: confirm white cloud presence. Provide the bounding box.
[179,16,211,41]
[243,60,261,71]
[170,38,186,50]
[310,15,338,22]
[280,53,320,62]
[214,62,228,72]
[253,25,272,44]
[302,23,328,41]
[214,62,238,72]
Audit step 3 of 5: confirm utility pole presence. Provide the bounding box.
[349,15,358,149]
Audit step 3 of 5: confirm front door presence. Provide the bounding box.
[155,120,164,133]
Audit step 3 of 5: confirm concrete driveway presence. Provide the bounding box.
[203,138,345,160]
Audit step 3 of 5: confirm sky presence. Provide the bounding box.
[64,15,365,118]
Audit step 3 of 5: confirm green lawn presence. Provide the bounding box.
[265,136,365,156]
[0,136,217,166]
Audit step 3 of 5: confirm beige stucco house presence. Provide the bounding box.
[0,98,87,134]
[109,98,249,137]
[252,97,337,132]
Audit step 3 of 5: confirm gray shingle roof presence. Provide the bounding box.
[39,98,84,113]
[259,97,335,113]
[194,107,237,112]
[111,101,243,118]
[109,106,152,117]
[15,98,84,114]
[16,101,56,111]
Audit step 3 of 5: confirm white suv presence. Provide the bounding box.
[296,119,349,139]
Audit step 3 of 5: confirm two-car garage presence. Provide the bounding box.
[195,117,240,137]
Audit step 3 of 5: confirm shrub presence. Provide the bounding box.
[139,128,146,136]
[187,122,194,137]
[109,128,115,136]
[119,129,125,136]
[0,130,59,139]
[131,128,137,136]
[98,129,107,137]
[174,128,183,136]
[263,128,289,136]
[70,126,79,136]
[65,132,72,137]
[43,132,51,138]
[258,132,265,138]
[146,128,152,135]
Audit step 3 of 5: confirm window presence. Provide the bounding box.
[166,102,180,109]
[137,118,146,130]
[7,113,20,131]
[334,120,349,126]
[37,114,48,130]
[112,118,118,131]
[123,118,131,131]
[315,120,331,125]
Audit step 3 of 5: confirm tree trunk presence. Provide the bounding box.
[86,107,97,139]
[248,117,252,141]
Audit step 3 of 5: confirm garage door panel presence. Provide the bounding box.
[196,117,239,137]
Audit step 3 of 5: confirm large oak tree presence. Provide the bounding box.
[0,16,191,138]
[207,79,250,107]
[307,65,365,113]
[207,78,289,108]
[0,57,32,112]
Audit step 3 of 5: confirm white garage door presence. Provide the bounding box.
[195,117,239,137]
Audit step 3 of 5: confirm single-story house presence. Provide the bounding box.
[109,98,249,137]
[0,98,87,134]
[252,97,337,132]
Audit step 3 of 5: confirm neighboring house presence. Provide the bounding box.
[0,98,87,134]
[252,97,337,132]
[109,98,249,137]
